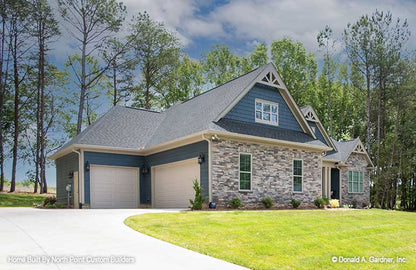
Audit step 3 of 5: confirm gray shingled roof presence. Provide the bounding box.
[60,106,164,149]
[213,118,327,147]
[55,63,330,156]
[324,138,359,162]
[145,64,268,146]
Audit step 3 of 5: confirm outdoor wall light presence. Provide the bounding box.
[68,171,74,179]
[198,153,205,164]
[141,165,149,175]
[85,161,90,171]
[209,202,216,209]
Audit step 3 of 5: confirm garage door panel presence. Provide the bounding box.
[154,159,200,208]
[90,166,139,209]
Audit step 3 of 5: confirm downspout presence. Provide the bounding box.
[72,149,83,207]
[202,134,212,202]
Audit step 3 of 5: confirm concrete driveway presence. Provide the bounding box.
[0,208,247,270]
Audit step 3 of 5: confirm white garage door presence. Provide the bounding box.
[153,158,199,208]
[90,165,139,209]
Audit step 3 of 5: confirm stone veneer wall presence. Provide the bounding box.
[211,139,322,207]
[340,153,370,207]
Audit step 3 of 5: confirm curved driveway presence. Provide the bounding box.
[0,208,247,270]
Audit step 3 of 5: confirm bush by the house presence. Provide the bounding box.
[314,197,329,208]
[42,196,57,207]
[189,179,203,210]
[230,198,242,209]
[291,198,301,208]
[329,199,339,208]
[261,197,273,208]
[352,200,358,208]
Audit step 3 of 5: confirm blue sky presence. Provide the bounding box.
[5,0,416,187]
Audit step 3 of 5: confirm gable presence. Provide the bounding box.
[308,121,328,146]
[223,83,303,132]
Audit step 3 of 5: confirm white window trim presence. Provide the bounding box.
[292,158,303,193]
[348,171,364,194]
[238,152,252,191]
[254,98,279,126]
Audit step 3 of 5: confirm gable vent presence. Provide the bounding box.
[261,72,280,86]
[305,111,317,122]
[353,143,366,154]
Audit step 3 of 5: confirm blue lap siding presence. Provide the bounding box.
[56,152,79,204]
[224,83,303,132]
[78,141,208,205]
[142,141,209,204]
[308,121,328,146]
[83,152,144,204]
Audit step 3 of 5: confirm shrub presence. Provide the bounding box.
[314,197,326,208]
[189,179,203,210]
[352,200,357,208]
[21,179,34,187]
[42,196,57,207]
[362,202,368,208]
[230,198,242,209]
[291,198,301,209]
[329,199,339,208]
[261,197,273,208]
[55,203,66,209]
[322,196,330,205]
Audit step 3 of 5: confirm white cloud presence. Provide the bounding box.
[50,0,416,62]
[204,0,416,55]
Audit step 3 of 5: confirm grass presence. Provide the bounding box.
[125,209,416,270]
[0,193,48,207]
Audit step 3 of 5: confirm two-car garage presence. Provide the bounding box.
[89,158,200,209]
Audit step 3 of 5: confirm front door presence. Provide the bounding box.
[330,168,340,200]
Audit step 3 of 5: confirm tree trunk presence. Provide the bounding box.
[76,19,87,135]
[0,4,6,192]
[113,62,117,106]
[10,31,19,193]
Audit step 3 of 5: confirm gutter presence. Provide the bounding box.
[202,134,212,202]
[72,149,84,205]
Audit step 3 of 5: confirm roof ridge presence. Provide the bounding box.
[121,105,161,114]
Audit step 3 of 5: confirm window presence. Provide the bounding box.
[239,153,252,190]
[255,99,278,126]
[348,171,363,193]
[293,159,303,192]
[311,126,316,133]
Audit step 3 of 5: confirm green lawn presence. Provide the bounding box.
[125,209,416,270]
[0,193,46,207]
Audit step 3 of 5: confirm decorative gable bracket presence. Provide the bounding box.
[353,141,366,154]
[305,111,317,122]
[260,71,280,87]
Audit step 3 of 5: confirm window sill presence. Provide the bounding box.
[293,191,303,194]
[348,192,364,194]
[239,190,253,193]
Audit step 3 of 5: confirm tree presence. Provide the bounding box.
[369,11,410,208]
[58,0,126,134]
[344,15,374,154]
[128,12,180,110]
[153,55,203,109]
[0,0,10,191]
[250,43,268,68]
[270,38,317,106]
[102,38,134,106]
[8,0,31,192]
[317,26,337,137]
[203,44,241,86]
[30,0,60,193]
